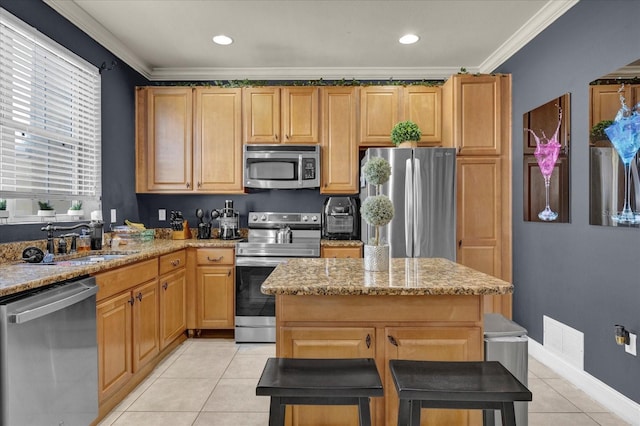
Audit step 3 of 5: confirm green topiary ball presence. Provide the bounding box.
[391,120,421,146]
[362,157,391,186]
[361,195,394,227]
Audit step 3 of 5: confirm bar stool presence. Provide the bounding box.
[389,360,532,426]
[256,357,383,426]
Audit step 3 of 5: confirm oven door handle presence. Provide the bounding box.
[235,257,291,268]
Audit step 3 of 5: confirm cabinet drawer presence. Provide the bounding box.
[321,246,362,258]
[159,250,186,275]
[196,248,234,266]
[95,259,158,301]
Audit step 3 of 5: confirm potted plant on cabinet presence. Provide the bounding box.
[67,201,83,218]
[391,120,422,148]
[360,157,394,271]
[590,120,614,146]
[37,201,56,217]
[0,199,8,220]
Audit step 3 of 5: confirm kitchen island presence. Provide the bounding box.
[261,257,513,426]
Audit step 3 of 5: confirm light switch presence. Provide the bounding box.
[110,208,116,223]
[159,209,166,221]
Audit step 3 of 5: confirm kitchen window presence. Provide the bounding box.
[0,8,101,224]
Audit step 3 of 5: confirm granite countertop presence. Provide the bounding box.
[261,257,513,296]
[320,239,363,247]
[0,238,237,297]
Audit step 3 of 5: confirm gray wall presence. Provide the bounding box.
[497,0,640,403]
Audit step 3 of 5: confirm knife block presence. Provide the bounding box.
[172,221,191,240]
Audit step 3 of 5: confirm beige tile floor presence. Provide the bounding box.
[98,338,631,426]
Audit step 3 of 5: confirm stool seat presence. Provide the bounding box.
[257,357,383,426]
[390,360,532,426]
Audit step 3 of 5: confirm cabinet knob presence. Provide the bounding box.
[458,240,462,248]
[171,259,180,267]
[128,297,135,306]
[186,182,191,189]
[136,292,143,302]
[162,282,168,290]
[366,334,371,348]
[275,134,278,141]
[227,270,231,277]
[387,335,398,347]
[197,181,201,188]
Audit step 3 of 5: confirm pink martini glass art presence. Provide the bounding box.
[526,109,562,221]
[604,97,640,225]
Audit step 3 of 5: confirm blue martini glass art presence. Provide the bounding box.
[604,95,640,224]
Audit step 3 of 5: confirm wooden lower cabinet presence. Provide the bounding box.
[280,327,376,426]
[275,295,484,426]
[159,267,187,349]
[196,265,234,329]
[132,280,160,372]
[320,245,362,258]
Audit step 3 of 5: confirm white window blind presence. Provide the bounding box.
[0,8,101,202]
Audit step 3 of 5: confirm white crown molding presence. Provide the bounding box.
[148,66,468,81]
[600,66,640,79]
[479,0,580,73]
[42,0,153,79]
[528,338,640,426]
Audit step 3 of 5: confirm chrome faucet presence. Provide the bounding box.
[41,221,104,253]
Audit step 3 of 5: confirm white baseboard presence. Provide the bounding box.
[528,337,640,425]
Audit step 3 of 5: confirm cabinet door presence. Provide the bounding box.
[385,327,483,426]
[404,86,441,145]
[443,75,501,155]
[196,266,235,329]
[456,157,501,278]
[590,84,631,127]
[97,292,133,402]
[159,268,187,350]
[320,246,362,258]
[359,86,400,146]
[280,327,376,426]
[194,88,243,193]
[137,87,193,192]
[282,87,319,144]
[243,87,280,143]
[132,280,160,372]
[320,87,359,193]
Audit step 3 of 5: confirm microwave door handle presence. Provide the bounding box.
[298,154,303,187]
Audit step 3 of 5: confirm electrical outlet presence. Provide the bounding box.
[159,209,166,221]
[110,208,116,223]
[625,332,637,356]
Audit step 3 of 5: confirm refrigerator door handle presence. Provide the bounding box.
[405,158,413,257]
[413,158,422,257]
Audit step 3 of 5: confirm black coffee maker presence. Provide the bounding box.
[322,197,359,240]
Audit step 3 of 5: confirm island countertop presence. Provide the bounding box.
[261,257,513,296]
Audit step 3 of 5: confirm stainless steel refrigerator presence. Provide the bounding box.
[360,147,456,260]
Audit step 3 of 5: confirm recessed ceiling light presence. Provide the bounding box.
[399,34,419,45]
[212,35,233,45]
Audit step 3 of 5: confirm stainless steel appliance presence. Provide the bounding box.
[0,276,98,425]
[360,147,456,260]
[322,196,359,240]
[243,144,320,189]
[212,200,241,239]
[235,212,321,342]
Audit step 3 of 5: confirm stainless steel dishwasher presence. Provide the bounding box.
[0,276,98,425]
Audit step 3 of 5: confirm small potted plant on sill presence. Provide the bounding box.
[360,157,394,271]
[37,201,56,217]
[0,199,8,219]
[391,120,422,148]
[67,201,84,218]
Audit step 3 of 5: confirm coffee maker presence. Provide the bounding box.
[322,197,359,240]
[212,200,240,240]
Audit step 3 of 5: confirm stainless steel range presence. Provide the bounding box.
[235,212,321,343]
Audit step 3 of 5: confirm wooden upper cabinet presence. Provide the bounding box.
[359,86,401,146]
[320,87,359,194]
[442,75,502,155]
[194,88,243,193]
[136,87,193,192]
[404,86,442,145]
[589,84,633,128]
[242,87,319,144]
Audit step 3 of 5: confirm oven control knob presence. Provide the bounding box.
[302,215,308,222]
[260,215,267,221]
[251,214,258,221]
[311,215,318,222]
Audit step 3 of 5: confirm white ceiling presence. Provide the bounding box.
[44,0,579,81]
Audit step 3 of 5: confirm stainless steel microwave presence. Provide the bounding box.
[243,144,320,189]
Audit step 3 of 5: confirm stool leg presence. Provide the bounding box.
[409,400,421,426]
[358,397,372,426]
[500,402,516,426]
[269,397,285,426]
[397,399,410,426]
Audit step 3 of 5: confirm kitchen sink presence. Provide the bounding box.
[25,251,138,266]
